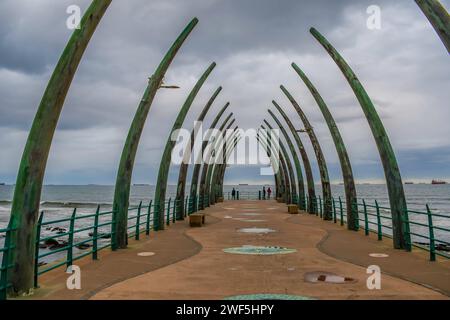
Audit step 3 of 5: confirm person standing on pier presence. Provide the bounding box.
[232,188,236,200]
[267,187,272,200]
[263,186,266,200]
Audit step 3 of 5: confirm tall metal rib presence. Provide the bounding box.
[154,62,216,230]
[272,101,316,213]
[8,0,112,294]
[415,0,450,53]
[292,63,358,230]
[310,27,410,249]
[112,18,199,248]
[175,87,222,219]
[281,85,333,219]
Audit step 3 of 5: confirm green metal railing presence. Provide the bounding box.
[313,196,450,261]
[0,223,16,300]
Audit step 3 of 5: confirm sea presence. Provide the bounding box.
[0,184,449,264]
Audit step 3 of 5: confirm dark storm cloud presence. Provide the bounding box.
[0,0,449,184]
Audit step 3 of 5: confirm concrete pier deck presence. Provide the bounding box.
[31,200,449,300]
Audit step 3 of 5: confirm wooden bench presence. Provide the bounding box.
[189,214,204,227]
[287,204,299,214]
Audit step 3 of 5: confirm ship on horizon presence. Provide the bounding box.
[431,179,447,185]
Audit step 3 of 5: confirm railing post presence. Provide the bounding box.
[259,191,261,200]
[93,205,100,260]
[319,196,323,218]
[339,196,344,226]
[375,200,382,241]
[135,201,142,241]
[426,204,436,262]
[363,199,369,236]
[33,212,44,288]
[172,200,176,223]
[237,191,240,200]
[184,197,188,218]
[332,198,337,223]
[146,200,152,236]
[67,208,77,268]
[1,221,14,299]
[166,198,172,226]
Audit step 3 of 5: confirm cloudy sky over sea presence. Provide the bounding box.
[0,0,449,185]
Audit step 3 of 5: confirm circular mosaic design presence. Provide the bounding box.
[224,294,313,300]
[223,245,296,255]
[237,227,275,234]
[137,252,155,257]
[369,253,389,258]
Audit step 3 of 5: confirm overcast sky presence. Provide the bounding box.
[0,0,449,185]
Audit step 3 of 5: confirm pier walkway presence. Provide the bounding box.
[29,201,449,300]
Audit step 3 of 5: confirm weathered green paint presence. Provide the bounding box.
[263,121,296,204]
[175,86,222,219]
[154,62,216,230]
[203,120,236,207]
[196,113,233,209]
[256,136,283,199]
[415,0,450,53]
[112,18,199,249]
[209,129,239,202]
[189,104,230,208]
[311,27,410,249]
[268,109,306,209]
[280,85,332,219]
[292,63,358,230]
[8,0,112,295]
[260,125,292,203]
[271,101,316,213]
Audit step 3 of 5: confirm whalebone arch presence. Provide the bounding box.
[4,0,448,296]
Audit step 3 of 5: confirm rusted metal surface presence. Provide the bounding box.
[112,18,199,248]
[8,0,112,295]
[271,101,316,213]
[281,85,332,219]
[175,87,222,219]
[292,63,358,230]
[268,109,306,209]
[154,62,217,230]
[415,0,450,53]
[311,27,410,249]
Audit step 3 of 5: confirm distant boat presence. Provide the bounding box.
[133,184,150,186]
[432,180,447,185]
[405,182,414,185]
[0,183,5,186]
[239,184,249,186]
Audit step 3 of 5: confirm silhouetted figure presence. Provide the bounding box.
[231,188,236,200]
[262,186,266,200]
[267,187,272,200]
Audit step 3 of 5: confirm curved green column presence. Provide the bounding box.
[203,120,236,207]
[261,124,293,204]
[259,128,290,202]
[271,101,316,213]
[256,137,282,198]
[188,104,230,211]
[209,128,239,202]
[268,109,306,209]
[415,0,450,53]
[112,18,199,248]
[311,27,410,249]
[154,62,216,230]
[292,63,358,230]
[197,114,234,209]
[281,85,332,219]
[8,0,112,294]
[175,86,222,219]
